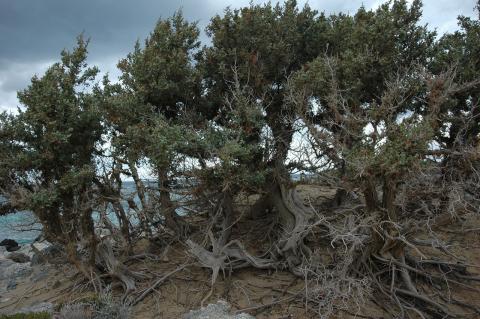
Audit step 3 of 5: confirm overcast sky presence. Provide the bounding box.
[0,0,477,112]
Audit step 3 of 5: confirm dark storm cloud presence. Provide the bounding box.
[0,0,222,111]
[0,0,478,112]
[0,0,216,62]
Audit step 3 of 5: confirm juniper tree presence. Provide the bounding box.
[431,8,480,148]
[108,11,202,236]
[198,0,328,269]
[0,36,104,273]
[284,3,480,316]
[198,0,439,270]
[0,1,479,316]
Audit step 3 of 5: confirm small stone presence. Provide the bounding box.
[8,252,31,263]
[0,258,15,267]
[32,267,49,282]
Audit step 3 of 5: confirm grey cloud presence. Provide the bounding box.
[0,0,478,112]
[0,0,219,112]
[0,92,19,112]
[0,0,216,62]
[0,61,50,92]
[0,59,52,111]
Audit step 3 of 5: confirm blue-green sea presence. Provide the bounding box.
[0,180,177,244]
[0,211,42,244]
[0,176,301,244]
[0,181,142,244]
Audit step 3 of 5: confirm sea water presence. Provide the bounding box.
[0,211,42,244]
[0,180,185,244]
[0,175,301,244]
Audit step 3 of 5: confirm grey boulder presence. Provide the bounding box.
[0,239,20,252]
[8,252,31,263]
[183,300,255,319]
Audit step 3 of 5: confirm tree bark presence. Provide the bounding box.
[363,177,378,213]
[382,175,398,221]
[218,191,234,247]
[158,167,186,237]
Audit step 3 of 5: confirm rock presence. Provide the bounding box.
[0,258,32,293]
[42,244,63,258]
[17,244,35,258]
[6,278,17,290]
[183,300,255,319]
[32,241,51,251]
[31,243,64,265]
[31,265,49,282]
[11,302,54,315]
[30,253,42,266]
[7,245,21,252]
[0,239,20,252]
[0,257,15,266]
[0,260,33,280]
[8,252,31,263]
[0,239,18,247]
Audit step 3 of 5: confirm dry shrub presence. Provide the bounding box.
[58,287,130,319]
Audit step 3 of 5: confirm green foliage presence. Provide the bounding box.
[117,10,201,119]
[57,287,130,319]
[201,0,322,165]
[431,10,480,146]
[12,35,102,184]
[0,35,104,243]
[293,0,434,114]
[194,86,268,193]
[142,116,187,169]
[1,0,479,256]
[105,11,202,180]
[203,0,320,94]
[0,112,20,189]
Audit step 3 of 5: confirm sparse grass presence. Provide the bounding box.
[57,286,130,319]
[0,313,51,319]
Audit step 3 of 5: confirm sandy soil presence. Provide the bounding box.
[1,184,479,318]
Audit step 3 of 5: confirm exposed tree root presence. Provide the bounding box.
[132,264,189,306]
[371,243,480,318]
[95,241,140,294]
[267,182,316,272]
[186,232,278,286]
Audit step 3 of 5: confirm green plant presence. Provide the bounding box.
[0,313,51,319]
